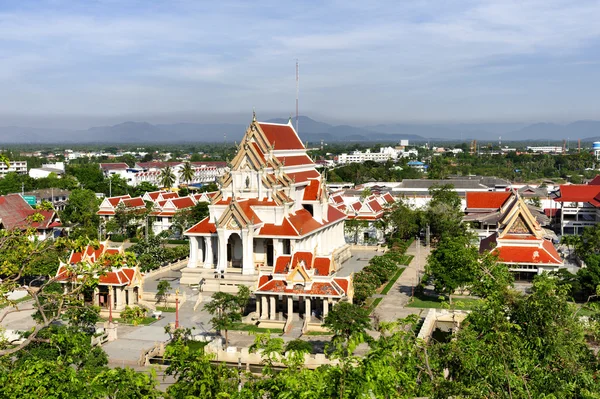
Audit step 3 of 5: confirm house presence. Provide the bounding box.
[0,193,60,239]
[551,180,600,235]
[55,242,143,316]
[183,114,350,280]
[0,160,27,177]
[473,191,563,278]
[29,162,65,179]
[23,188,71,211]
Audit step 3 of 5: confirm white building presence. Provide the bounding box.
[132,161,227,188]
[29,162,65,179]
[336,147,416,165]
[0,160,27,177]
[526,146,564,154]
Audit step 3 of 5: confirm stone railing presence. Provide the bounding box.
[143,258,189,280]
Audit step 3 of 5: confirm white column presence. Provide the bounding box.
[255,295,261,317]
[269,296,276,320]
[287,296,293,320]
[204,236,213,268]
[188,237,198,268]
[242,229,254,275]
[93,288,100,306]
[323,298,329,318]
[305,297,311,323]
[261,296,268,319]
[217,230,227,272]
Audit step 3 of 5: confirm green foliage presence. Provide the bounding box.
[155,280,171,306]
[131,181,159,197]
[159,165,176,190]
[179,161,195,185]
[203,289,244,345]
[324,302,371,356]
[120,305,147,325]
[426,184,465,241]
[61,188,100,231]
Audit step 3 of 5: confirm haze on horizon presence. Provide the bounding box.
[2,0,600,129]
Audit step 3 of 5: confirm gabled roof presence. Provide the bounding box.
[492,240,562,265]
[258,122,304,150]
[186,217,217,235]
[466,191,511,209]
[589,175,600,185]
[554,184,600,206]
[100,163,129,171]
[0,194,58,230]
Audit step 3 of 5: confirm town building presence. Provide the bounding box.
[0,160,27,177]
[182,116,350,284]
[551,179,600,235]
[29,162,65,179]
[132,161,227,188]
[55,242,143,317]
[336,146,417,165]
[526,146,564,154]
[470,191,563,278]
[330,191,395,245]
[23,188,71,211]
[0,193,60,239]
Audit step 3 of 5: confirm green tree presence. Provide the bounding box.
[203,291,242,346]
[179,161,195,186]
[60,188,100,231]
[131,181,158,197]
[323,302,371,356]
[344,218,368,244]
[426,184,465,241]
[156,280,171,307]
[426,235,479,301]
[159,165,176,190]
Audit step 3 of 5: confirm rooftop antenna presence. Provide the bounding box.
[295,59,299,134]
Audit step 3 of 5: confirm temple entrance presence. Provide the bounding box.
[266,239,274,267]
[227,233,243,268]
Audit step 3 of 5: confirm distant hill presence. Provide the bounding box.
[1,116,599,143]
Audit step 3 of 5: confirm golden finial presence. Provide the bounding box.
[252,108,256,122]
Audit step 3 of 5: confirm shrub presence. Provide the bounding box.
[120,306,147,325]
[110,234,125,242]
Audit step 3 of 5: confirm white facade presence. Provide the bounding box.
[0,160,27,177]
[526,146,564,154]
[337,147,416,165]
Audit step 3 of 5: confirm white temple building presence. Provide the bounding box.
[181,115,351,284]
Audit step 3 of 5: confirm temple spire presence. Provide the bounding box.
[252,108,256,122]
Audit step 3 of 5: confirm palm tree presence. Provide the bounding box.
[159,165,176,190]
[179,161,195,186]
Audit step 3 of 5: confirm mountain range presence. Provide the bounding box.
[1,116,600,144]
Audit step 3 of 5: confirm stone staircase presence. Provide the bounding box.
[180,268,258,292]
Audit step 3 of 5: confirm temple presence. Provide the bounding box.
[466,191,563,278]
[182,115,351,285]
[55,241,144,316]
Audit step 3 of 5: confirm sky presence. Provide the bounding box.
[1,0,600,128]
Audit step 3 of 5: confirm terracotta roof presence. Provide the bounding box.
[351,202,362,211]
[0,194,57,230]
[258,123,304,150]
[258,219,299,237]
[331,195,344,205]
[291,251,313,269]
[186,217,217,235]
[286,170,320,183]
[100,163,129,171]
[493,241,562,265]
[313,257,331,276]
[368,199,383,213]
[288,209,323,235]
[554,185,600,206]
[303,179,320,201]
[382,192,395,203]
[589,175,600,185]
[108,195,131,207]
[122,197,146,208]
[466,192,511,209]
[277,155,314,167]
[161,192,179,200]
[334,278,349,294]
[171,196,195,209]
[274,255,292,274]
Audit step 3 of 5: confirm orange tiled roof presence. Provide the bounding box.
[258,123,304,150]
[186,217,217,234]
[277,155,314,167]
[303,179,320,201]
[466,192,511,209]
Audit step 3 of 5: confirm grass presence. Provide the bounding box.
[156,306,177,312]
[399,255,414,266]
[380,268,406,295]
[0,295,31,309]
[305,331,333,336]
[406,294,481,310]
[229,322,281,334]
[103,316,157,326]
[368,297,383,313]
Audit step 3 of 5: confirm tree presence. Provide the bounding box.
[323,302,371,356]
[156,280,171,307]
[179,161,195,186]
[426,235,479,301]
[426,184,465,241]
[60,188,99,231]
[344,218,368,244]
[203,291,242,346]
[131,181,158,197]
[159,165,176,190]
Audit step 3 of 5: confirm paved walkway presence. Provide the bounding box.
[375,240,431,322]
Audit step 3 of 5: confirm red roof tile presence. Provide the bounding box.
[258,123,304,150]
[288,209,323,235]
[186,217,217,234]
[313,257,331,276]
[554,185,600,206]
[277,155,314,167]
[100,163,129,170]
[274,255,292,273]
[0,194,57,230]
[334,278,349,294]
[286,170,320,183]
[493,241,562,265]
[466,192,511,209]
[589,175,600,185]
[368,199,383,212]
[171,196,195,209]
[382,192,395,203]
[107,195,131,207]
[258,219,299,237]
[303,179,320,201]
[291,251,313,269]
[122,197,146,208]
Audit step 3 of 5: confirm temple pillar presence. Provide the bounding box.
[269,296,276,320]
[115,287,123,309]
[323,298,329,318]
[287,296,293,320]
[305,297,312,323]
[93,288,100,306]
[241,229,254,275]
[188,237,198,268]
[217,230,227,272]
[204,236,213,268]
[261,296,268,320]
[255,295,261,317]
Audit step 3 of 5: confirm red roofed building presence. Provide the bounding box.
[329,191,396,245]
[55,241,143,316]
[0,193,60,240]
[552,179,600,235]
[475,192,563,277]
[131,161,228,188]
[254,248,353,333]
[182,113,350,284]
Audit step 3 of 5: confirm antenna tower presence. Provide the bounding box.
[295,60,299,133]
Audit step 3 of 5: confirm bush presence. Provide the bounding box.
[129,237,140,243]
[110,234,125,242]
[166,239,188,245]
[120,306,147,325]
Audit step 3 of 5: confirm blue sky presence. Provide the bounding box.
[1,0,600,127]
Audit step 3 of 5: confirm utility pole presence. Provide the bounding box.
[295,59,299,134]
[109,177,112,198]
